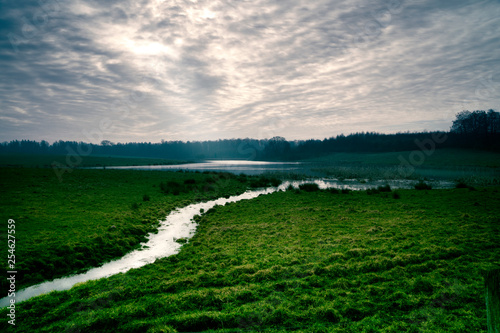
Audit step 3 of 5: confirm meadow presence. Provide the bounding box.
[0,154,190,168]
[305,149,500,168]
[1,179,499,332]
[0,167,260,292]
[305,149,500,185]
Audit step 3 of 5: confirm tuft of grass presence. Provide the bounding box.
[174,237,188,244]
[298,183,320,192]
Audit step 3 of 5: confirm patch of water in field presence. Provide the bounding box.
[318,178,455,190]
[0,178,454,307]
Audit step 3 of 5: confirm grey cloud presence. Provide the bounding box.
[1,0,500,142]
[111,7,129,24]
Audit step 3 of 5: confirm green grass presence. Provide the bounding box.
[0,153,190,168]
[3,184,499,332]
[306,149,500,184]
[0,168,254,292]
[306,149,500,168]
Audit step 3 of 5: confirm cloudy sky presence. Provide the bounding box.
[1,0,499,143]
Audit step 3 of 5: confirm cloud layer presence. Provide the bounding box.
[1,0,500,142]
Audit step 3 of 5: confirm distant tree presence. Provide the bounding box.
[451,111,471,134]
[450,109,500,149]
[101,140,113,146]
[487,109,500,135]
[451,109,499,136]
[262,136,291,160]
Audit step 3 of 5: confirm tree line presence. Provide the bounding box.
[450,109,500,148]
[1,110,499,161]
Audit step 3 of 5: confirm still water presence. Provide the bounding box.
[101,160,302,175]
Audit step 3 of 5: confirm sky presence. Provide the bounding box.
[1,0,500,143]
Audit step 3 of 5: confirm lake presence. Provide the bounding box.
[100,160,303,175]
[98,159,458,189]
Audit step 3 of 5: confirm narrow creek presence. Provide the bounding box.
[0,179,454,307]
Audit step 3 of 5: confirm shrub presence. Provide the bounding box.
[341,188,351,194]
[184,179,196,184]
[270,177,282,187]
[160,181,185,195]
[328,188,340,194]
[414,181,432,190]
[249,175,281,188]
[377,184,392,192]
[249,178,266,188]
[142,194,150,201]
[131,202,139,210]
[203,184,216,192]
[392,191,401,199]
[299,183,320,192]
[455,181,476,191]
[237,174,247,183]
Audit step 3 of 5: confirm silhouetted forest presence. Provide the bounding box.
[1,110,499,161]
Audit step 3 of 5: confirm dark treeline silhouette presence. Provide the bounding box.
[450,109,500,149]
[1,110,499,161]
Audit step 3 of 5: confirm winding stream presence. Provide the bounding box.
[0,179,454,307]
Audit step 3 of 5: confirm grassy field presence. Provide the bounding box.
[0,154,190,168]
[0,167,262,292]
[2,183,499,332]
[305,149,500,168]
[305,149,500,184]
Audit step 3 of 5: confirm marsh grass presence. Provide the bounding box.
[3,186,498,332]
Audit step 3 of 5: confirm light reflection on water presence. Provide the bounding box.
[98,160,303,175]
[0,178,454,307]
[91,159,493,182]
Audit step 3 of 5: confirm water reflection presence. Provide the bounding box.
[100,160,302,175]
